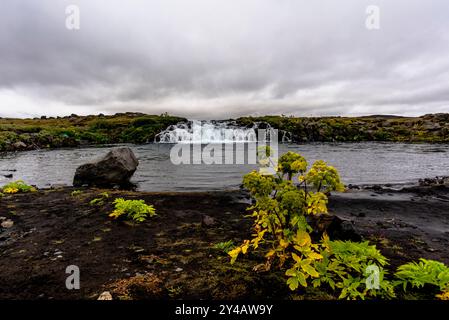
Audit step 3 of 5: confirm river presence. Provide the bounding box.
[1,142,449,191]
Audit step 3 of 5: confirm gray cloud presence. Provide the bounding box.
[0,0,448,119]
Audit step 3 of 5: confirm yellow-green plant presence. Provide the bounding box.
[309,237,395,299]
[395,258,449,300]
[229,151,397,299]
[109,198,156,223]
[71,190,83,197]
[230,151,449,300]
[89,192,109,206]
[213,240,236,254]
[1,180,36,194]
[229,151,344,268]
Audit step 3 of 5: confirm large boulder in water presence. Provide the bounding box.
[73,147,139,188]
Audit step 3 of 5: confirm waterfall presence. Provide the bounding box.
[155,120,291,144]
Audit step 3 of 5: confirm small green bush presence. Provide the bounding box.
[395,258,449,299]
[309,238,395,300]
[109,198,156,223]
[230,151,397,300]
[1,180,36,194]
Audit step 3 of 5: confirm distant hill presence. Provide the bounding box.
[1,112,448,152]
[236,114,449,143]
[0,113,186,152]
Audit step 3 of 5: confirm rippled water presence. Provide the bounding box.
[1,142,449,191]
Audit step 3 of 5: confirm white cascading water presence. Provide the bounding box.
[155,120,291,143]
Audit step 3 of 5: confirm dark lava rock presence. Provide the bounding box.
[310,214,362,242]
[73,147,139,188]
[419,176,449,187]
[328,218,362,242]
[201,215,216,227]
[370,185,383,191]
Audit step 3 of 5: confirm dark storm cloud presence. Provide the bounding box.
[0,0,448,119]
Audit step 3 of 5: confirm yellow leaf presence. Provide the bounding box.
[228,247,241,264]
[241,240,250,254]
[302,264,320,278]
[295,230,311,247]
[109,210,122,219]
[297,272,308,287]
[292,253,301,263]
[280,238,290,249]
[287,277,299,291]
[308,252,323,260]
[436,290,449,300]
[266,249,276,258]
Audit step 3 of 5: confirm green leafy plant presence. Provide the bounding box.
[1,180,36,194]
[71,190,83,197]
[109,198,156,223]
[229,151,397,300]
[310,237,395,300]
[89,192,109,206]
[229,151,344,268]
[395,258,449,299]
[213,240,236,254]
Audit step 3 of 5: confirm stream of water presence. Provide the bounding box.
[1,142,449,191]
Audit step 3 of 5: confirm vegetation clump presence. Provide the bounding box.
[70,190,83,197]
[1,180,36,194]
[89,192,110,206]
[109,198,156,223]
[237,114,449,143]
[230,151,448,300]
[395,258,449,300]
[0,113,186,152]
[213,240,236,254]
[229,151,345,268]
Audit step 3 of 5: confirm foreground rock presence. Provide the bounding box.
[73,147,139,188]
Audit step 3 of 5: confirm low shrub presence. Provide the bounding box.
[1,180,36,194]
[109,198,156,223]
[229,151,396,300]
[309,238,395,299]
[395,258,449,299]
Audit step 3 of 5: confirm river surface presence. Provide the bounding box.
[1,142,449,191]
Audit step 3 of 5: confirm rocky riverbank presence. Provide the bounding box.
[0,113,186,152]
[0,183,448,300]
[237,113,449,143]
[1,113,449,153]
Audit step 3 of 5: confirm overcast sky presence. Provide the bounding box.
[1,0,448,119]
